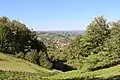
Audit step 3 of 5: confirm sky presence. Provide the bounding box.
[0,0,120,31]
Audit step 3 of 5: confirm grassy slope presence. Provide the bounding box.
[1,52,120,80]
[45,65,120,80]
[0,53,51,73]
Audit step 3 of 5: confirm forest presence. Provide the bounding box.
[1,16,120,80]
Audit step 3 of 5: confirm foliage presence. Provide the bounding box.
[0,16,51,68]
[36,16,120,71]
[82,51,120,71]
[104,21,120,58]
[52,16,120,73]
[25,50,38,63]
[65,16,110,60]
[37,31,76,62]
[0,16,47,54]
[15,52,25,59]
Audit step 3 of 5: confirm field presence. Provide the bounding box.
[0,53,56,80]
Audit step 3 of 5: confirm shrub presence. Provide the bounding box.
[25,50,38,63]
[15,52,24,59]
[38,52,52,69]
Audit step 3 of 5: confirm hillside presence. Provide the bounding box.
[44,64,120,80]
[37,30,85,36]
[1,52,120,80]
[0,53,51,73]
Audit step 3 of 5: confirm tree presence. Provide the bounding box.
[65,16,110,60]
[0,16,47,54]
[0,16,51,68]
[84,16,110,55]
[104,21,120,58]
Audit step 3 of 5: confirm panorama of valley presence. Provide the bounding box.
[0,0,120,80]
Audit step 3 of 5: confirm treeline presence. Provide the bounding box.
[0,16,51,68]
[63,16,120,71]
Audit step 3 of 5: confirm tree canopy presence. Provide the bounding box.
[0,16,51,68]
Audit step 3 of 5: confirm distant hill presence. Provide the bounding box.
[37,30,85,35]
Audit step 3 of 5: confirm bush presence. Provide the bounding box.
[81,51,118,71]
[24,51,52,69]
[38,52,52,69]
[15,52,24,59]
[25,50,38,63]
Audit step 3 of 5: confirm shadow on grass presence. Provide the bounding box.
[51,61,77,72]
[0,58,8,61]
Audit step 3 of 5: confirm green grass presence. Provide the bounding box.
[44,65,120,80]
[1,52,120,80]
[0,53,51,73]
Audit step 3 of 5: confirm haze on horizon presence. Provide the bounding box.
[0,0,120,31]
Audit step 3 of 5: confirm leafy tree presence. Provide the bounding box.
[0,16,47,54]
[0,16,51,68]
[84,16,110,56]
[104,21,120,58]
[65,16,110,61]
